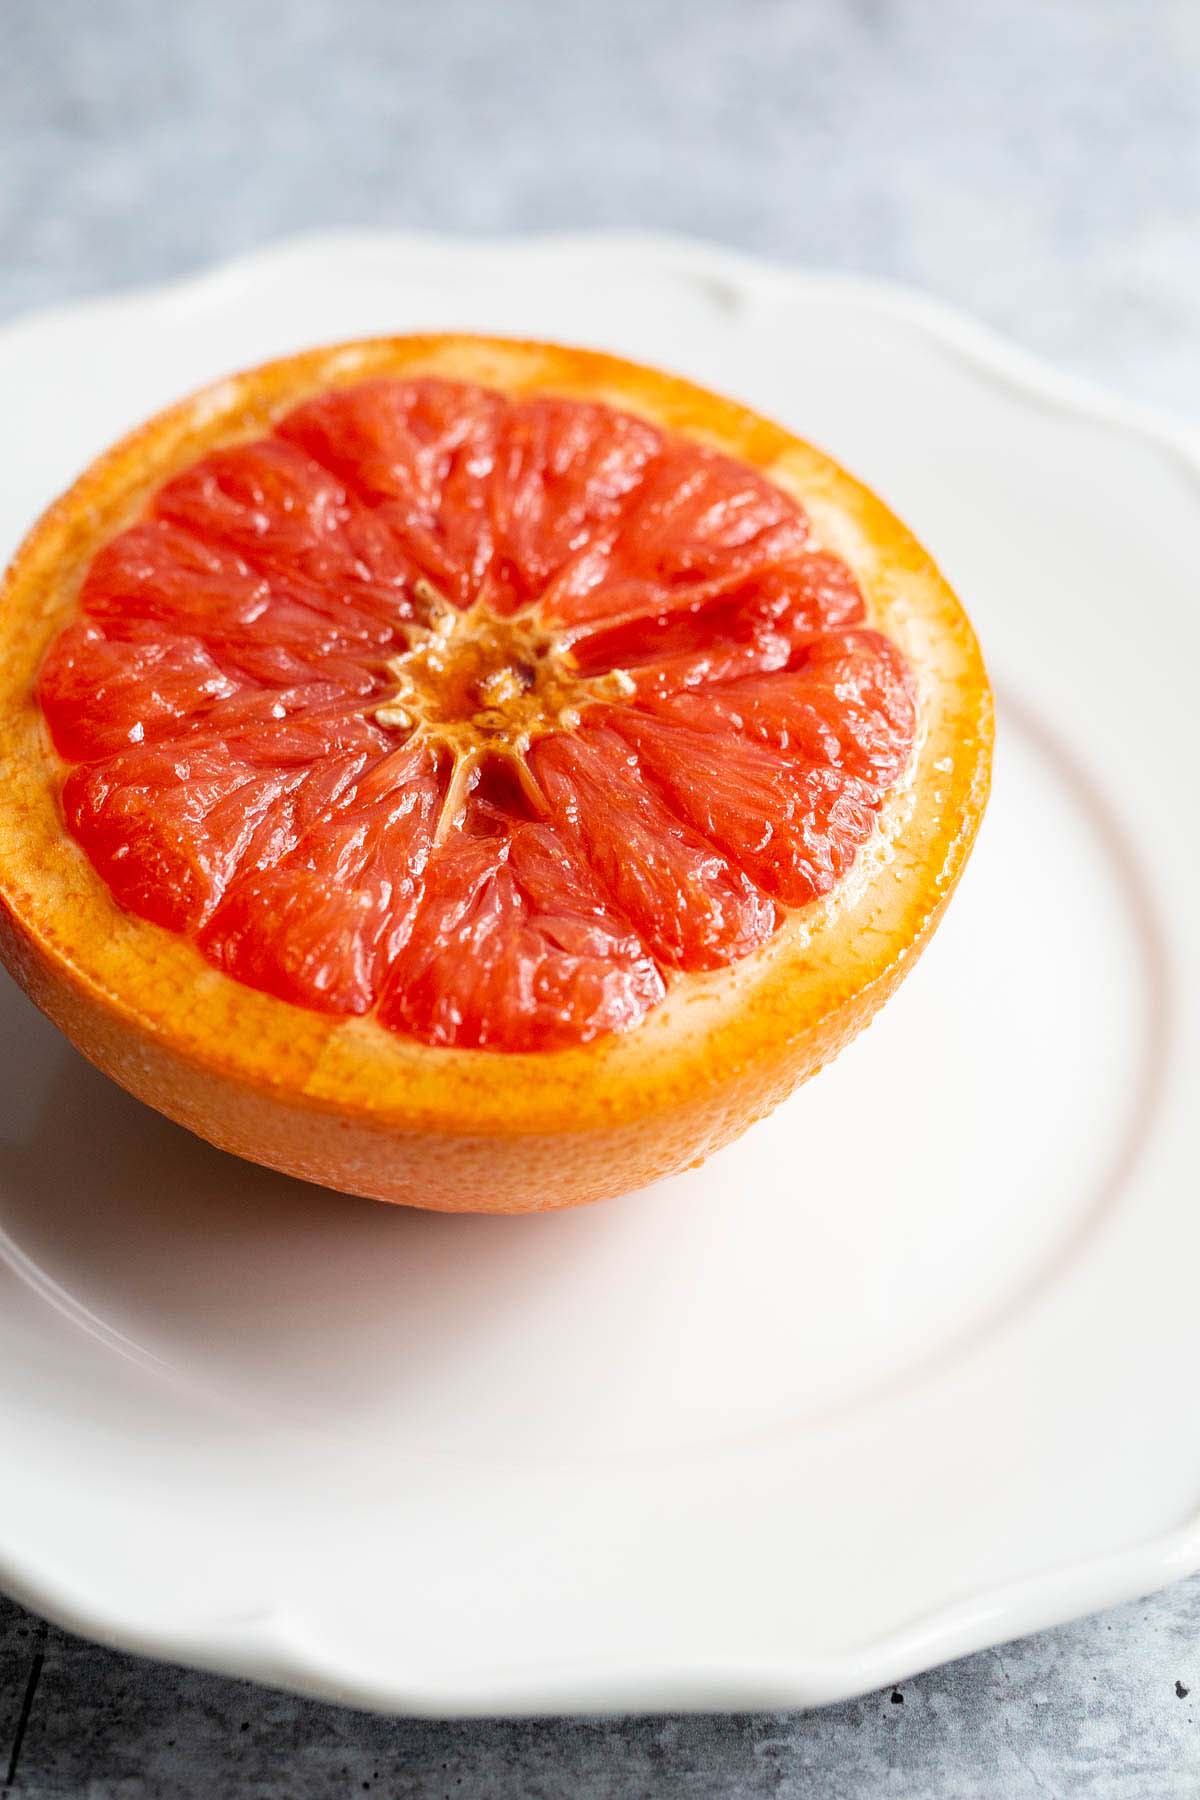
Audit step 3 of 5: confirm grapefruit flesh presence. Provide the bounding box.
[35,379,917,1054]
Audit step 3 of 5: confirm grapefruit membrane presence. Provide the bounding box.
[0,337,991,1210]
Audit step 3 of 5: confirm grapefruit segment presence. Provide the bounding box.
[201,741,442,1016]
[530,726,778,970]
[565,556,865,698]
[72,520,399,695]
[36,619,241,761]
[568,585,794,698]
[605,706,880,907]
[278,378,504,610]
[644,631,919,787]
[377,807,665,1051]
[485,398,662,611]
[61,708,391,933]
[548,439,809,631]
[152,439,416,610]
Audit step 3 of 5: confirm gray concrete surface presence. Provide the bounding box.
[2,0,1198,1793]
[1,1584,1199,1799]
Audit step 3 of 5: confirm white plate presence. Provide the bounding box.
[1,232,1197,1716]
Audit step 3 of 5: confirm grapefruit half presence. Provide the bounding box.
[0,336,992,1211]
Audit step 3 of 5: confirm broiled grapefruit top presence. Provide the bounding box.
[0,336,991,1138]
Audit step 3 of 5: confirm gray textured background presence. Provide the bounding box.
[2,0,1198,1793]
